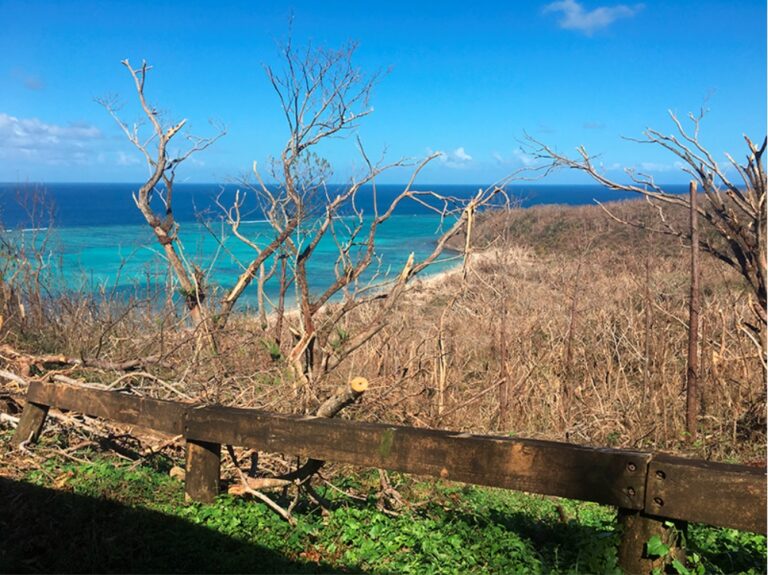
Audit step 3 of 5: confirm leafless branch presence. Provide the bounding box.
[529,112,766,353]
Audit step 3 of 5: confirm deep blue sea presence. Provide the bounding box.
[0,182,687,306]
[0,183,670,228]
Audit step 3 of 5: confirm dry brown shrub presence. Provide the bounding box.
[1,198,763,463]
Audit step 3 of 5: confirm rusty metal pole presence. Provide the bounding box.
[686,181,700,442]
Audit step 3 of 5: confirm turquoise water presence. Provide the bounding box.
[23,213,460,306]
[1,182,688,308]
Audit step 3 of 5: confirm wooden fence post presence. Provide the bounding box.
[11,401,49,447]
[617,509,685,574]
[184,439,221,503]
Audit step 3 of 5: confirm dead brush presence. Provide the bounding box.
[0,199,764,466]
[331,200,765,462]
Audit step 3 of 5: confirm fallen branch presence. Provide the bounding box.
[128,434,185,470]
[245,377,368,489]
[226,445,296,525]
[0,369,27,387]
[319,476,368,502]
[0,344,173,374]
[304,483,337,512]
[377,469,404,516]
[104,372,193,400]
[0,412,19,428]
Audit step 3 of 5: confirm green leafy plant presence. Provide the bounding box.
[4,450,765,574]
[260,337,283,361]
[646,524,706,575]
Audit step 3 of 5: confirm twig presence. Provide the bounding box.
[0,413,19,428]
[225,445,295,525]
[0,369,28,387]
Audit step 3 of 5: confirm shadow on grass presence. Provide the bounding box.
[432,504,618,571]
[0,477,361,574]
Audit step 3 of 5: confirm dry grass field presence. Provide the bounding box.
[0,198,764,464]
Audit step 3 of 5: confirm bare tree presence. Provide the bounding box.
[206,39,513,510]
[530,111,766,361]
[215,40,509,395]
[215,40,378,324]
[98,60,225,331]
[99,47,509,405]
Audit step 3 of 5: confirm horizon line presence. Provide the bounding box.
[0,181,691,188]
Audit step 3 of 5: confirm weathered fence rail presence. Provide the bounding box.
[10,380,767,573]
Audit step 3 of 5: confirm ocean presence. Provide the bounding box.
[0,182,687,306]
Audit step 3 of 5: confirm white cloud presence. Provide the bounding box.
[0,112,103,165]
[116,150,141,166]
[514,149,537,167]
[429,146,474,169]
[492,149,538,168]
[453,147,472,161]
[638,161,678,173]
[543,0,643,35]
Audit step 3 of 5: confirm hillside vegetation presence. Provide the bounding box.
[1,196,765,573]
[349,198,764,461]
[1,198,763,462]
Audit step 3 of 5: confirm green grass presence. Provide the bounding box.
[1,448,765,574]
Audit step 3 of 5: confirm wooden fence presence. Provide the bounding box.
[11,380,767,574]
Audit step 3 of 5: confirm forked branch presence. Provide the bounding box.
[530,112,766,352]
[98,59,225,328]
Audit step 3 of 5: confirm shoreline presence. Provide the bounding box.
[257,251,467,323]
[7,197,651,317]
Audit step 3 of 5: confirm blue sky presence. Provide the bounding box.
[0,0,765,184]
